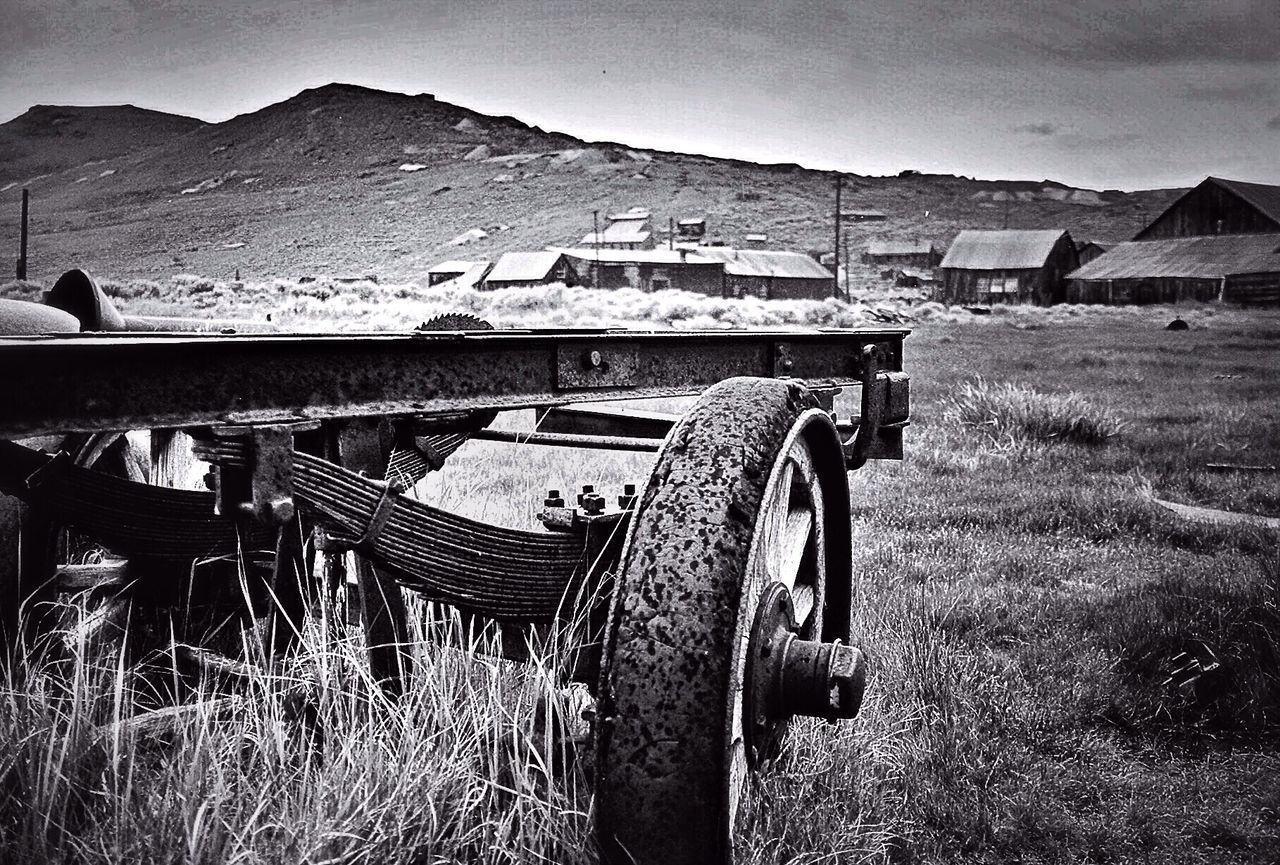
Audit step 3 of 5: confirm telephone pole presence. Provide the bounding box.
[833,174,843,299]
[16,188,28,280]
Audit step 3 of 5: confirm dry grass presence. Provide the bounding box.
[0,279,1278,863]
[951,378,1126,446]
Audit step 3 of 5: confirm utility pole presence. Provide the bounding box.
[592,209,601,289]
[833,173,843,299]
[16,188,28,280]
[669,216,674,250]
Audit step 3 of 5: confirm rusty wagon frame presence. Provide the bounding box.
[0,271,910,865]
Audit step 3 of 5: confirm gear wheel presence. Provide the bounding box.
[416,313,494,332]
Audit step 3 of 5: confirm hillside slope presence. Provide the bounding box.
[0,83,1180,282]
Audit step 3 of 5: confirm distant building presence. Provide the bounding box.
[744,233,768,248]
[840,210,887,223]
[677,218,707,243]
[1067,177,1280,305]
[427,260,491,288]
[862,240,942,270]
[482,251,579,289]
[937,229,1078,305]
[552,247,724,294]
[698,249,836,300]
[581,208,654,250]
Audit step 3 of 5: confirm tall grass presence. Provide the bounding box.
[0,598,596,864]
[950,378,1126,445]
[0,289,1277,862]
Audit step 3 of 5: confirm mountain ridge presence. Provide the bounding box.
[0,83,1182,282]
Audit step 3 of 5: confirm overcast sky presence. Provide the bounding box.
[2,0,1277,190]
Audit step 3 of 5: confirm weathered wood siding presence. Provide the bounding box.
[1136,182,1280,239]
[936,234,1077,305]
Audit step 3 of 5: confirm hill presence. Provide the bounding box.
[0,83,1181,282]
[0,104,206,187]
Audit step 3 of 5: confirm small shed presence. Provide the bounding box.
[427,260,490,288]
[552,247,724,294]
[677,218,707,242]
[937,229,1078,305]
[699,249,835,300]
[482,251,579,289]
[862,240,942,269]
[1065,234,1280,304]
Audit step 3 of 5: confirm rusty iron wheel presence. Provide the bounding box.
[595,376,853,865]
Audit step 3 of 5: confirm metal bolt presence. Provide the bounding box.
[581,492,606,516]
[826,644,866,720]
[577,484,595,506]
[618,482,638,510]
[544,489,565,508]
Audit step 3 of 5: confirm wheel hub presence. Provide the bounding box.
[745,582,867,763]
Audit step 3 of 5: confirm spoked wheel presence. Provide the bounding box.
[595,377,867,865]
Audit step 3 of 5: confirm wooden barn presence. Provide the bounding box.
[481,251,579,289]
[1066,177,1280,305]
[1066,235,1280,305]
[553,248,724,294]
[862,240,942,270]
[937,229,1078,305]
[1134,177,1280,239]
[699,249,836,300]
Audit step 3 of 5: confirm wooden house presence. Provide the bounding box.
[482,251,579,289]
[552,248,724,294]
[699,249,835,300]
[862,240,942,270]
[937,230,1077,305]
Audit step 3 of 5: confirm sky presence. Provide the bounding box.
[2,0,1278,191]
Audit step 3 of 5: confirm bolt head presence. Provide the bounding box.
[827,644,866,719]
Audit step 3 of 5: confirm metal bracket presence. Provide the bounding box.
[210,424,310,525]
[844,347,910,468]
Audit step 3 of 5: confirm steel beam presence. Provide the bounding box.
[0,328,906,438]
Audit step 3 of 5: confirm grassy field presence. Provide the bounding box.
[0,280,1277,863]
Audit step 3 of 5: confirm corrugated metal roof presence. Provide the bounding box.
[1067,234,1280,281]
[866,240,936,256]
[607,210,650,222]
[551,247,720,265]
[581,223,652,245]
[485,251,566,283]
[432,261,492,290]
[940,230,1070,270]
[698,249,833,279]
[1212,177,1280,227]
[427,259,484,274]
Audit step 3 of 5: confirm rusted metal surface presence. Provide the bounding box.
[472,428,661,452]
[555,342,642,388]
[0,328,906,438]
[595,377,856,865]
[747,583,865,727]
[536,404,677,439]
